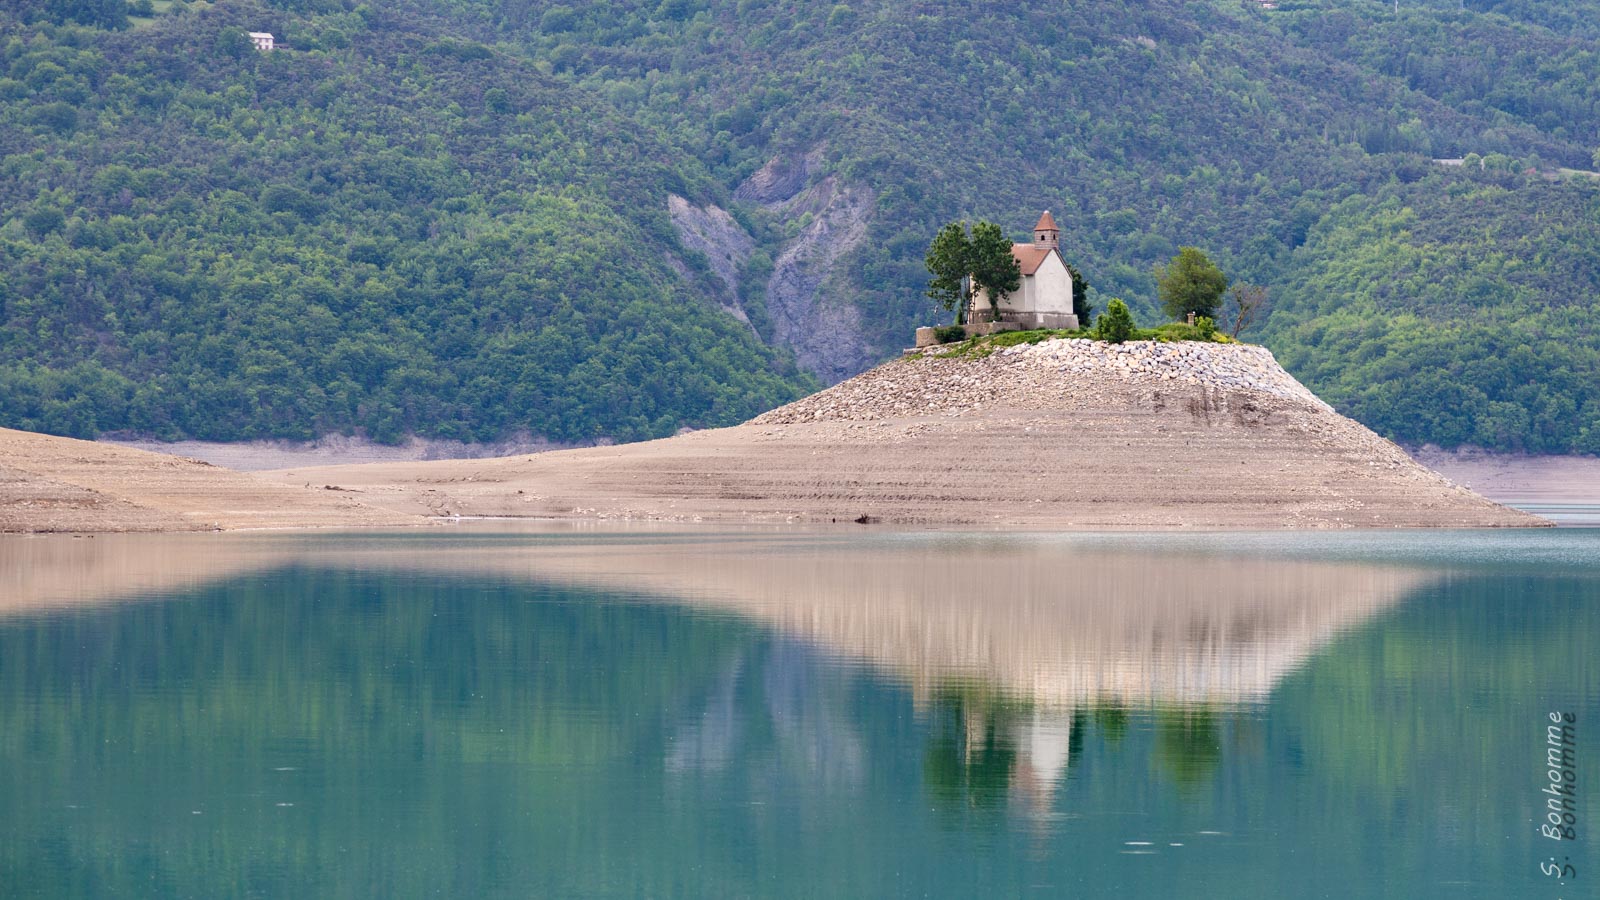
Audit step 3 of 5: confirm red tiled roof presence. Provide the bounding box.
[1035,210,1058,232]
[1011,244,1053,275]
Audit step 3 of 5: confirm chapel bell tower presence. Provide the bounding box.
[1033,210,1059,250]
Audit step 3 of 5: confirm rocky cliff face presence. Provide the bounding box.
[760,173,874,383]
[666,194,754,325]
[669,148,877,383]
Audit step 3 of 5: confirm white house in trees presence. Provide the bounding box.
[970,211,1078,330]
[249,32,276,52]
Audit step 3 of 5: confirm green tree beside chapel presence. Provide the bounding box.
[1154,248,1228,322]
[925,220,1021,324]
[1065,262,1093,333]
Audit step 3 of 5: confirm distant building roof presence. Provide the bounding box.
[1035,210,1058,232]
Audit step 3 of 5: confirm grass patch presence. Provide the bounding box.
[933,328,1085,359]
[928,325,1236,360]
[1145,322,1238,343]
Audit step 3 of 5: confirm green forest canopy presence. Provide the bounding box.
[0,0,1597,453]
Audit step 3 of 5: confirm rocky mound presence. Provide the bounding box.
[256,338,1546,531]
[752,339,1328,424]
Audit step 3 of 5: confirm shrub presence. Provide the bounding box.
[1195,316,1217,339]
[934,325,965,344]
[1095,298,1136,344]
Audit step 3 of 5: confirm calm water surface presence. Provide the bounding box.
[1505,501,1600,527]
[0,528,1595,898]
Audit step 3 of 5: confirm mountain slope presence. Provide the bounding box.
[483,0,1600,450]
[0,0,812,444]
[1264,176,1600,453]
[0,0,1597,453]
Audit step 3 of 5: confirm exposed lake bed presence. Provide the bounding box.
[1,339,1549,533]
[1,527,1595,897]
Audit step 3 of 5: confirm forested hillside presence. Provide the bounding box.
[2,0,1597,452]
[0,0,811,443]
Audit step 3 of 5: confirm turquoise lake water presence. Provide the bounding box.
[0,528,1595,898]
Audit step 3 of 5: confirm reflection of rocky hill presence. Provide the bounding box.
[429,536,1425,708]
[1,529,1429,824]
[0,533,290,616]
[431,532,1421,818]
[2,531,1425,707]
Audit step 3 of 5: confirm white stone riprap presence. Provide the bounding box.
[1007,339,1330,407]
[750,338,1331,426]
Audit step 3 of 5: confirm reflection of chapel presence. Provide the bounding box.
[971,211,1078,330]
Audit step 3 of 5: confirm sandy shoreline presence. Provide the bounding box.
[100,432,583,473]
[108,437,1597,510]
[0,427,421,533]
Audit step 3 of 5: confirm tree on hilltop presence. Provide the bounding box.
[968,221,1021,317]
[1154,247,1228,322]
[925,220,1021,324]
[925,222,973,321]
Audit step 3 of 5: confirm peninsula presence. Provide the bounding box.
[0,337,1545,532]
[257,337,1538,530]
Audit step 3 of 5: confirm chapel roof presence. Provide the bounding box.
[1010,244,1054,276]
[1035,210,1059,232]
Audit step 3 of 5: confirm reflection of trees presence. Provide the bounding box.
[1154,706,1224,792]
[0,570,761,896]
[922,691,1018,817]
[921,683,1016,814]
[919,685,1090,824]
[664,638,865,789]
[1093,701,1128,745]
[920,690,1234,819]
